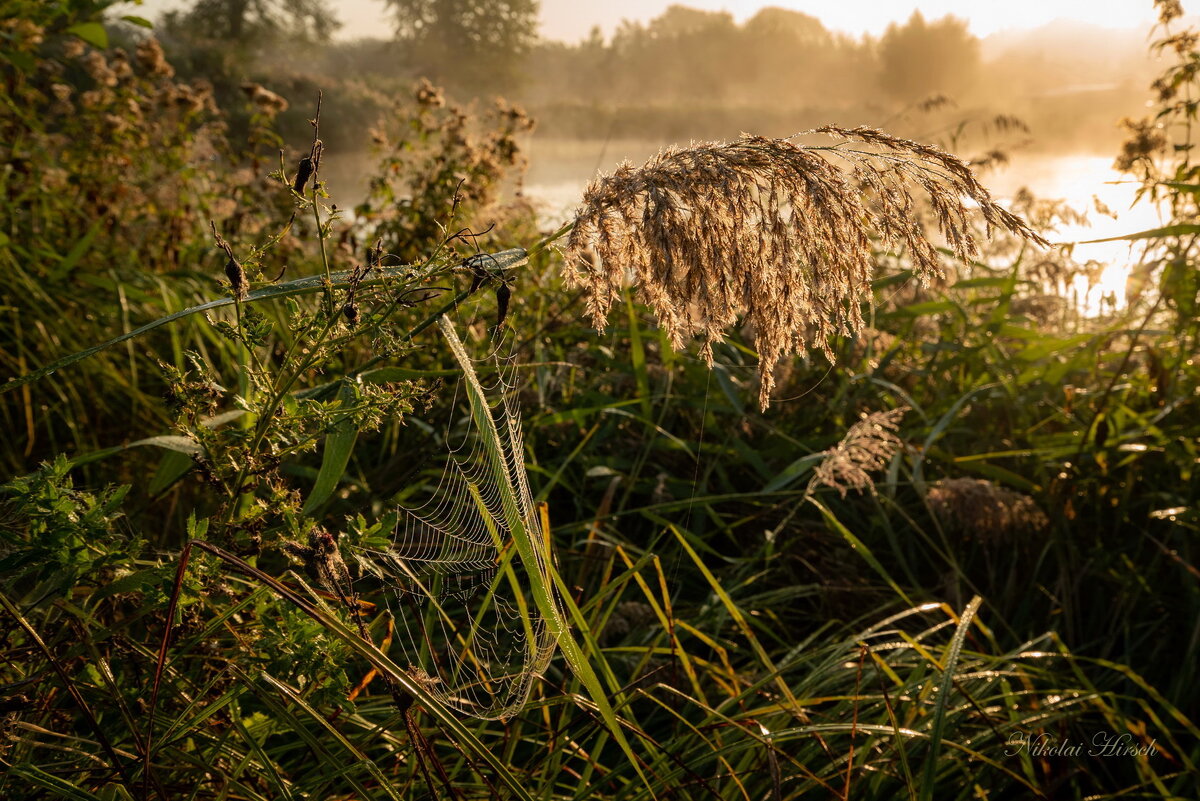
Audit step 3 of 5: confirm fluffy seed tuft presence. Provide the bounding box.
[926,478,1049,543]
[812,407,907,497]
[563,127,1047,409]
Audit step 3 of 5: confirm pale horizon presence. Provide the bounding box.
[120,0,1166,43]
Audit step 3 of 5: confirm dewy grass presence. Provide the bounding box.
[563,127,1048,409]
[4,9,1198,800]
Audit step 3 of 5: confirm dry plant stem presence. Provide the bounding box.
[307,92,335,320]
[225,97,343,519]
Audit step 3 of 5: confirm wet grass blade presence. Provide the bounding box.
[1,248,528,394]
[918,595,982,801]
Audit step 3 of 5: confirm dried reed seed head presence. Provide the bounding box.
[240,82,288,113]
[224,257,247,299]
[135,38,173,78]
[563,127,1047,410]
[812,407,907,497]
[1158,0,1185,25]
[925,478,1049,543]
[416,78,445,108]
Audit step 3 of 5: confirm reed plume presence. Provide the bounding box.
[812,407,907,497]
[563,127,1047,409]
[926,478,1049,543]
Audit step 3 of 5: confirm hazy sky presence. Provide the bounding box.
[124,0,1162,42]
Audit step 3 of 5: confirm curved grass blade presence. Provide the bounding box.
[1,248,528,395]
[918,595,982,801]
[171,541,536,801]
[0,589,136,793]
[4,765,104,801]
[438,314,654,793]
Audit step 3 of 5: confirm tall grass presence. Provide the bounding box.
[2,3,1198,801]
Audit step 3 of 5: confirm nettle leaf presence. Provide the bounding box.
[242,306,274,347]
[66,22,109,49]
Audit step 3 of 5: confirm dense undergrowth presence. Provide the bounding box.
[1,2,1197,800]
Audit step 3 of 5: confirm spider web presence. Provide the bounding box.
[355,316,557,720]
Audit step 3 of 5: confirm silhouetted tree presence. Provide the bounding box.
[163,0,340,45]
[384,0,539,94]
[878,12,979,103]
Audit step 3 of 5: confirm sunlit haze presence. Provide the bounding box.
[128,0,1161,41]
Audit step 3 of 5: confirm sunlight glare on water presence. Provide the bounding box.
[983,154,1165,316]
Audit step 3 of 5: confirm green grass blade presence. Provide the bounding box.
[438,314,653,794]
[918,595,982,801]
[5,764,104,801]
[185,541,536,801]
[1,248,528,394]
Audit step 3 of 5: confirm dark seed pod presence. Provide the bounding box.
[293,156,314,194]
[225,256,247,300]
[495,283,511,330]
[1094,417,1109,449]
[342,301,359,326]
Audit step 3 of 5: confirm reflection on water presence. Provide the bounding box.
[983,154,1164,315]
[523,141,1165,317]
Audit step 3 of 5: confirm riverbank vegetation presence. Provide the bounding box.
[1,1,1197,799]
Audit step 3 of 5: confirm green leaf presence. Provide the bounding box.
[762,452,825,492]
[1015,333,1093,362]
[1,248,528,395]
[919,596,983,801]
[952,276,1013,289]
[894,300,956,317]
[1079,223,1200,243]
[66,22,109,49]
[121,15,155,29]
[301,378,361,515]
[2,50,37,72]
[810,499,915,606]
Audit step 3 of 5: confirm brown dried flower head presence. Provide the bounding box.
[812,407,907,497]
[926,478,1049,543]
[3,18,44,51]
[1157,0,1185,25]
[563,127,1047,409]
[1114,118,1168,172]
[416,78,445,109]
[84,50,117,87]
[240,82,288,114]
[135,38,174,78]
